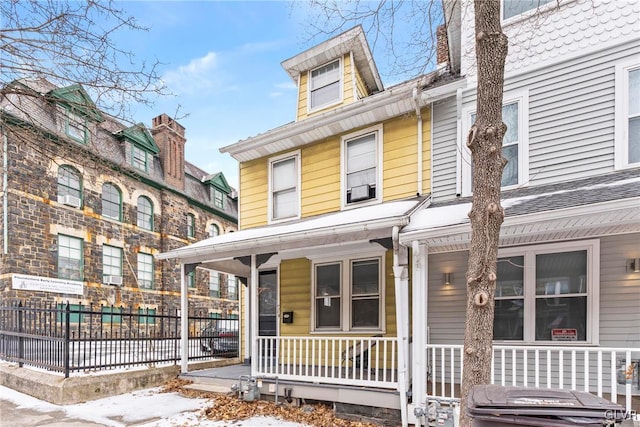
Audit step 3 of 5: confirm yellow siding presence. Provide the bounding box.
[300,137,341,217]
[354,66,368,99]
[279,258,312,336]
[296,73,308,121]
[239,158,269,229]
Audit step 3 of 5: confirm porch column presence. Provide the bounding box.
[250,254,258,376]
[243,275,251,365]
[180,263,188,374]
[411,242,429,409]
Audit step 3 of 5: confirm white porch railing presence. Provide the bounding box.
[426,344,640,413]
[255,336,398,389]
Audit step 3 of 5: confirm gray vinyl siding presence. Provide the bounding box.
[431,96,459,202]
[453,39,640,192]
[427,234,640,348]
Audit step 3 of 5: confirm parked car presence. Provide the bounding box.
[200,319,239,357]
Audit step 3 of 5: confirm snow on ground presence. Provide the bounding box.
[0,385,308,427]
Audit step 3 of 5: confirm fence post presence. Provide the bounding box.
[174,308,179,365]
[17,301,24,368]
[64,303,70,378]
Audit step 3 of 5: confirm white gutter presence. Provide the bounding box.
[413,88,423,196]
[392,226,409,427]
[2,129,7,254]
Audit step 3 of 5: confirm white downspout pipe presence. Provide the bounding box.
[180,263,188,374]
[392,226,409,427]
[455,87,463,197]
[413,88,424,196]
[250,254,259,376]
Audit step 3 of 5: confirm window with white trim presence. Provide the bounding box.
[342,126,382,206]
[102,245,123,282]
[227,275,238,300]
[57,165,82,207]
[66,109,88,143]
[494,240,599,344]
[186,213,195,238]
[137,196,153,230]
[313,254,384,332]
[131,145,149,172]
[213,189,224,209]
[615,61,640,169]
[58,234,83,281]
[101,183,121,220]
[309,59,341,110]
[502,0,552,20]
[462,91,529,195]
[209,271,220,298]
[137,252,154,289]
[208,223,219,237]
[269,153,299,222]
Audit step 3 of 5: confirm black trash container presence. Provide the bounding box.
[467,385,626,427]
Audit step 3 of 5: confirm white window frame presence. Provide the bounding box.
[614,59,640,170]
[102,244,123,280]
[310,250,386,334]
[340,125,384,209]
[268,150,301,223]
[307,58,343,112]
[209,271,220,298]
[66,109,88,143]
[461,89,529,196]
[208,222,220,238]
[501,0,555,25]
[137,252,154,289]
[131,145,149,172]
[496,239,600,345]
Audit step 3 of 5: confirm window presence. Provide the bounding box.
[309,59,341,110]
[209,271,220,298]
[101,183,121,220]
[58,234,83,281]
[131,145,149,172]
[313,255,384,332]
[66,110,88,143]
[208,223,219,238]
[502,0,552,20]
[187,271,196,289]
[342,127,382,206]
[56,304,85,323]
[269,153,299,221]
[102,245,123,281]
[57,165,82,207]
[137,252,154,289]
[462,90,529,195]
[186,213,195,238]
[493,240,599,344]
[213,189,224,209]
[615,61,640,169]
[138,308,156,325]
[227,275,238,300]
[102,306,122,324]
[137,196,153,230]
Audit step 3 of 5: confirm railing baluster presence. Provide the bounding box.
[546,350,551,388]
[610,350,617,403]
[584,350,589,392]
[571,350,576,390]
[597,350,603,397]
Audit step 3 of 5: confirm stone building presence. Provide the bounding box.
[0,79,239,318]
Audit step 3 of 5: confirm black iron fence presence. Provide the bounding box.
[0,301,239,377]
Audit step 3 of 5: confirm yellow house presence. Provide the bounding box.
[159,25,465,421]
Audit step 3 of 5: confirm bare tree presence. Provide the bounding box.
[303,1,508,425]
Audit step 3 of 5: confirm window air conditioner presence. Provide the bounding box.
[350,184,371,202]
[57,194,81,208]
[104,275,123,286]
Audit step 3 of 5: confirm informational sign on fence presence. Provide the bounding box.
[11,273,84,295]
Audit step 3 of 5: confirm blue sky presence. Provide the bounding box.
[113,1,430,189]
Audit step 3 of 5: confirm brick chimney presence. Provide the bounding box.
[436,25,449,67]
[151,113,186,191]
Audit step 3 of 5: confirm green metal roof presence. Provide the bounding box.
[115,123,160,154]
[48,84,103,122]
[205,172,232,193]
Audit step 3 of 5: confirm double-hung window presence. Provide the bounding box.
[227,275,238,300]
[502,0,553,21]
[462,90,529,195]
[213,189,224,209]
[57,165,82,208]
[186,213,195,238]
[209,271,220,298]
[58,234,83,281]
[101,183,121,220]
[493,240,599,344]
[131,145,149,172]
[269,153,299,222]
[309,59,341,110]
[187,271,196,289]
[343,126,382,206]
[615,61,640,168]
[137,196,153,230]
[313,254,384,332]
[66,110,88,143]
[103,245,123,282]
[137,252,154,289]
[208,223,219,237]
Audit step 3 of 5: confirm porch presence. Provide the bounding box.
[425,343,640,413]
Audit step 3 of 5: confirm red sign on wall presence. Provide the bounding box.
[551,328,578,341]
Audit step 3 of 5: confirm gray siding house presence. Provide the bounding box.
[402,0,639,422]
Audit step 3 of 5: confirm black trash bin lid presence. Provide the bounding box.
[468,385,625,419]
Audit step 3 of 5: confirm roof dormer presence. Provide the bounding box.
[281,25,383,121]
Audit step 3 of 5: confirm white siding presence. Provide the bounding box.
[427,234,640,348]
[431,96,459,202]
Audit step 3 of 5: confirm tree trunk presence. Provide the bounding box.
[459,1,508,426]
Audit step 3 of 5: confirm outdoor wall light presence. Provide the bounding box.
[443,273,452,286]
[627,258,640,273]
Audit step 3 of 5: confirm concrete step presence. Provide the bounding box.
[184,382,235,394]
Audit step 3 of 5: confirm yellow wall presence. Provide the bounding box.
[354,66,368,99]
[239,158,268,230]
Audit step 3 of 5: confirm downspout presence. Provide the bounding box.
[410,240,429,423]
[413,88,423,196]
[392,226,409,427]
[2,129,8,254]
[180,263,188,374]
[455,87,463,197]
